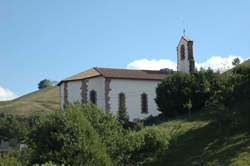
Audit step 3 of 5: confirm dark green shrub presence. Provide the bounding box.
[26,106,112,166]
[117,105,130,128]
[121,126,170,166]
[0,115,36,142]
[155,72,193,117]
[75,103,126,164]
[155,69,219,117]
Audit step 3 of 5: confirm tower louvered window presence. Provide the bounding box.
[180,44,185,60]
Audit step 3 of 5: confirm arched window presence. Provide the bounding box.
[90,90,97,104]
[119,93,126,110]
[180,44,185,60]
[141,93,148,114]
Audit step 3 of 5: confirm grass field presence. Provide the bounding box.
[150,100,250,166]
[0,86,59,116]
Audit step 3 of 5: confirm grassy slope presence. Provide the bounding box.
[240,58,250,67]
[0,86,59,116]
[152,59,250,166]
[152,100,250,166]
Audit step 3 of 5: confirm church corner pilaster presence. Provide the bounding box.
[105,78,111,113]
[64,82,68,105]
[80,79,88,104]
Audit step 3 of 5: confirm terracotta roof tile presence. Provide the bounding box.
[95,67,171,80]
[58,67,172,85]
[62,68,101,81]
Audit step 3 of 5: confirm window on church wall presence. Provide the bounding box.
[118,93,126,110]
[141,93,148,114]
[90,90,97,104]
[180,45,185,60]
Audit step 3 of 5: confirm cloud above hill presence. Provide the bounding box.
[127,55,246,72]
[0,86,18,101]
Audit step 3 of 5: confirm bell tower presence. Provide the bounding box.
[177,36,195,73]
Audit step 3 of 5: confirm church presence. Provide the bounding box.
[58,36,195,121]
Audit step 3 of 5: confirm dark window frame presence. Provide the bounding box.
[90,90,97,104]
[118,92,126,110]
[141,93,148,114]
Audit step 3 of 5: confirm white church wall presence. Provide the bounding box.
[59,83,64,109]
[86,76,105,111]
[67,80,82,104]
[177,39,190,73]
[109,79,161,121]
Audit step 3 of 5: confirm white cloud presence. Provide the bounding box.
[127,56,246,72]
[127,59,177,70]
[0,86,18,101]
[195,56,244,72]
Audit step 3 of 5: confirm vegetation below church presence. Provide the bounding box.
[1,59,250,166]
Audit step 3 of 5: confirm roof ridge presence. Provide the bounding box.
[93,67,105,77]
[93,67,162,72]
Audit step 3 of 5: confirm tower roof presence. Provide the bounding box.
[182,36,192,42]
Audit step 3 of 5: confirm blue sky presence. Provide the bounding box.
[0,0,250,99]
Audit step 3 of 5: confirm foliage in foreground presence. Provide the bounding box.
[0,114,37,142]
[65,103,170,166]
[26,106,112,166]
[0,153,23,166]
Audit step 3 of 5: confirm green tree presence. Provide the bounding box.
[117,105,129,123]
[155,72,193,117]
[26,106,112,166]
[38,79,54,89]
[155,69,218,117]
[232,57,240,66]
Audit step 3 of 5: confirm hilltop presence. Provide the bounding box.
[0,86,59,116]
[240,58,250,67]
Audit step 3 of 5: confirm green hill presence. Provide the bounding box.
[150,99,250,166]
[0,86,60,116]
[240,58,250,67]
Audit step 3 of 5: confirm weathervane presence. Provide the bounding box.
[183,29,186,36]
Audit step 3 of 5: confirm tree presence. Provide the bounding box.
[117,105,129,123]
[155,70,218,117]
[26,106,112,166]
[232,57,240,66]
[38,79,54,89]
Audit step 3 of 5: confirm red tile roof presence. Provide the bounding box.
[58,67,172,85]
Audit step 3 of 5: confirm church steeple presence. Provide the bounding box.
[177,36,195,73]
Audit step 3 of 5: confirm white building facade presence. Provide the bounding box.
[58,36,194,121]
[58,68,172,121]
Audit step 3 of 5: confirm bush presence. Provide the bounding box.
[121,126,170,166]
[155,72,192,117]
[33,161,64,166]
[26,106,112,166]
[155,69,219,117]
[0,114,37,143]
[74,103,126,164]
[0,153,23,166]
